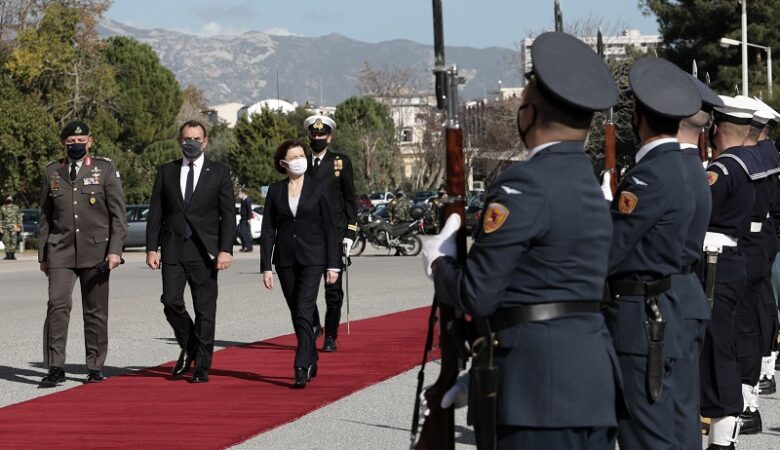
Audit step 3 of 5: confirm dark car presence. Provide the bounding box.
[465,193,485,235]
[21,208,40,238]
[412,190,438,206]
[124,205,150,249]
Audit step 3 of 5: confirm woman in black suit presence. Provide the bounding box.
[261,140,340,388]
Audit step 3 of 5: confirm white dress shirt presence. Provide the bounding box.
[527,141,562,160]
[635,138,678,163]
[180,154,205,200]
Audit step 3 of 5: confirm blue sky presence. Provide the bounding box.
[106,0,659,49]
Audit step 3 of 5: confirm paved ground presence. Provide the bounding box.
[0,242,778,449]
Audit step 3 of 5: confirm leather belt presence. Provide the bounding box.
[489,301,601,332]
[608,276,671,297]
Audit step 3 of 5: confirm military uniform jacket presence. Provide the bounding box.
[434,142,620,428]
[0,203,22,230]
[38,156,127,268]
[307,151,358,241]
[606,141,694,360]
[740,140,780,277]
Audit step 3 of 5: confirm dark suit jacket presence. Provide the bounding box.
[239,196,253,221]
[260,176,339,272]
[307,151,358,241]
[146,157,235,263]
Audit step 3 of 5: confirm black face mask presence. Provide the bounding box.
[516,104,536,149]
[181,139,203,160]
[310,138,329,153]
[66,142,88,160]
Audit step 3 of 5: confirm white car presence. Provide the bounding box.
[235,203,264,242]
[369,191,395,206]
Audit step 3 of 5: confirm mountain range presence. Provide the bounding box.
[98,19,524,107]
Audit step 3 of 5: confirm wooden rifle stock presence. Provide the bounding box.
[698,129,708,162]
[604,119,617,195]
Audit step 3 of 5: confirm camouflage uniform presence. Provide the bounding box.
[388,197,411,224]
[429,194,447,233]
[0,200,23,258]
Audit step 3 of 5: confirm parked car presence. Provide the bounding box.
[368,191,395,206]
[123,205,150,248]
[21,208,40,238]
[412,190,438,206]
[465,193,485,235]
[235,203,264,243]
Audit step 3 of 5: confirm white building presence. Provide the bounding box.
[375,94,438,179]
[245,98,298,118]
[207,102,245,128]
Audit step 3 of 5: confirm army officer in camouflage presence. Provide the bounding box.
[38,120,127,386]
[0,195,23,259]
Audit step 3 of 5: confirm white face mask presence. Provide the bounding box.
[285,158,308,175]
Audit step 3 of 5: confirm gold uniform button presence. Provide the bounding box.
[105,238,109,242]
[73,201,78,205]
[74,215,78,219]
[73,187,77,191]
[75,229,80,233]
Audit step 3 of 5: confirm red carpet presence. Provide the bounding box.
[0,307,432,449]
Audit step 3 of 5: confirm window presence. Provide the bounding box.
[400,129,413,142]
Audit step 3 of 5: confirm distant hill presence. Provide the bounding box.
[98,19,524,107]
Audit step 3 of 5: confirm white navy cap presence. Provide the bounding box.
[713,95,756,125]
[751,97,780,124]
[304,115,337,134]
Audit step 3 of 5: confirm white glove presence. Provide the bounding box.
[601,172,613,201]
[441,371,470,409]
[342,238,354,257]
[422,213,461,279]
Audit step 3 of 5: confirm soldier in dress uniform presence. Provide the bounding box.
[304,114,358,352]
[423,32,622,450]
[601,57,699,450]
[670,76,719,450]
[0,195,23,259]
[698,95,757,449]
[38,120,127,386]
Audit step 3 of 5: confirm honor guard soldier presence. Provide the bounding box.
[424,32,622,450]
[698,95,757,449]
[38,120,127,386]
[304,114,358,352]
[731,96,780,435]
[602,57,699,450]
[0,195,23,259]
[670,76,720,450]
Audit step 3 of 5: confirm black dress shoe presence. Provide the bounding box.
[307,363,318,381]
[739,408,762,434]
[40,367,66,386]
[293,367,307,388]
[759,376,776,395]
[323,336,337,352]
[706,444,735,450]
[85,370,105,383]
[172,350,195,378]
[189,368,209,383]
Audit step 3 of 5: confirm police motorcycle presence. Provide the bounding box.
[350,205,423,256]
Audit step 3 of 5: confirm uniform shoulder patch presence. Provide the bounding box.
[482,202,510,234]
[706,171,719,186]
[618,191,639,214]
[93,156,113,162]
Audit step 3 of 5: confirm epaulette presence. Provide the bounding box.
[46,159,62,167]
[93,156,113,163]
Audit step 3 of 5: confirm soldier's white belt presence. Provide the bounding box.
[750,221,762,233]
[703,232,738,254]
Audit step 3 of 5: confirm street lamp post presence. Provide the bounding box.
[742,0,748,96]
[721,37,773,98]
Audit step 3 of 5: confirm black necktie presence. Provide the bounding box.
[312,158,321,175]
[70,162,77,182]
[184,162,194,206]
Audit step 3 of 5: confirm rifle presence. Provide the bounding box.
[598,29,617,195]
[554,0,563,32]
[410,1,467,449]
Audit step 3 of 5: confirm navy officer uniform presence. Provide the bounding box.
[304,115,358,352]
[698,95,757,449]
[669,76,719,450]
[602,57,699,450]
[426,32,622,450]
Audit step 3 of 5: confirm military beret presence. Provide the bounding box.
[304,115,336,134]
[713,95,756,125]
[689,75,724,111]
[629,57,701,118]
[529,32,618,112]
[60,120,90,140]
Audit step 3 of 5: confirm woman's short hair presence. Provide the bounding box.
[273,139,305,174]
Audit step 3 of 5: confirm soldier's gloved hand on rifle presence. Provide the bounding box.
[600,172,613,201]
[422,213,460,279]
[342,238,353,257]
[441,370,470,409]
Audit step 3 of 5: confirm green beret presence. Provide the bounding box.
[60,120,90,140]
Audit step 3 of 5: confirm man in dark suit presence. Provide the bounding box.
[304,114,358,352]
[146,120,235,383]
[238,187,253,252]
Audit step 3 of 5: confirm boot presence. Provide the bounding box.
[9,252,16,260]
[759,375,776,395]
[3,252,9,260]
[739,408,762,434]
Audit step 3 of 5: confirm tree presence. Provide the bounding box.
[642,0,780,101]
[0,77,59,206]
[229,107,297,190]
[104,36,182,152]
[333,96,399,192]
[176,84,210,126]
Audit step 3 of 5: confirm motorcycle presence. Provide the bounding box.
[350,209,423,257]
